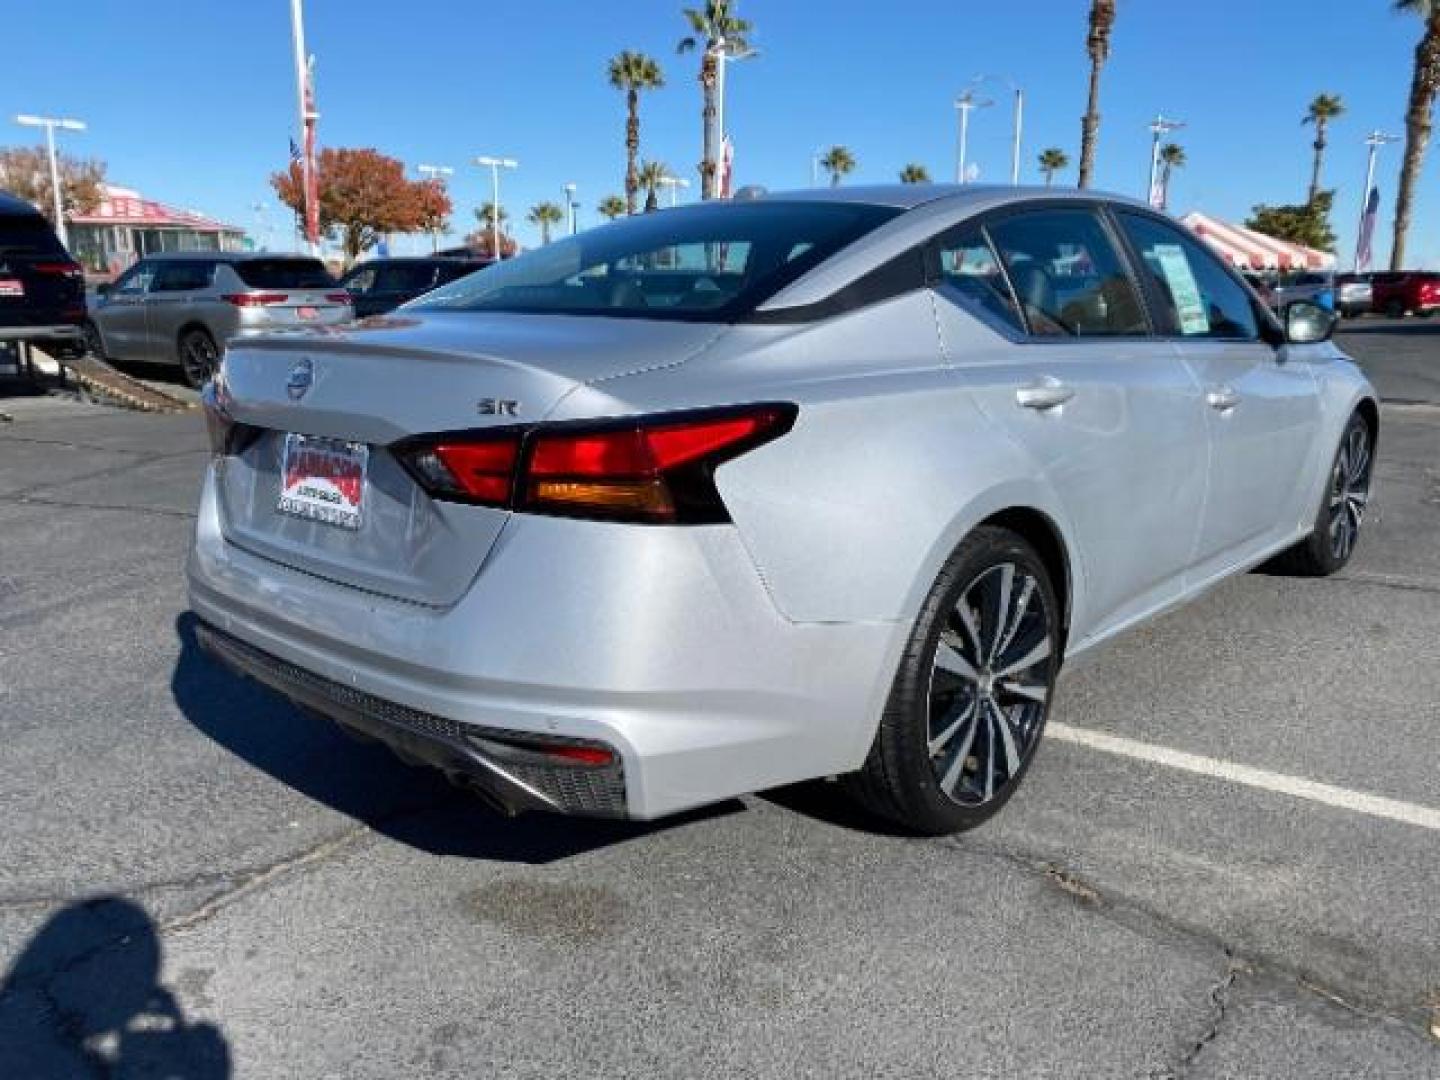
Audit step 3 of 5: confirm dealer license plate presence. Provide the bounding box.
[0,279,23,298]
[277,434,368,530]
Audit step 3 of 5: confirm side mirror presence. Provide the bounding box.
[1285,300,1337,345]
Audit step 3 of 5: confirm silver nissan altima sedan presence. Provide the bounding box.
[189,185,1377,835]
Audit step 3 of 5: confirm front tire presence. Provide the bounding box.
[845,526,1060,835]
[178,328,219,389]
[1273,411,1374,577]
[81,320,106,360]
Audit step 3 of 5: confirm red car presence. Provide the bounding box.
[1370,271,1440,318]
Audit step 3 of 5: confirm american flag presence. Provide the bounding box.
[1356,185,1380,272]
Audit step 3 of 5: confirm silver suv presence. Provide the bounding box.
[85,253,353,386]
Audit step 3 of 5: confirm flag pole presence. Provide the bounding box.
[289,0,318,256]
[1355,131,1396,273]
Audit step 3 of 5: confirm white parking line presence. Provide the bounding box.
[1047,722,1440,832]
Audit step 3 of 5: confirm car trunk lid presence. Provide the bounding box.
[215,313,723,605]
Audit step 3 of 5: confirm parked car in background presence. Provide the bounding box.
[85,253,352,386]
[191,186,1377,836]
[1334,272,1373,318]
[1369,271,1440,318]
[1270,271,1335,314]
[0,191,87,357]
[339,256,491,318]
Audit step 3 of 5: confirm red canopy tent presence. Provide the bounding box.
[1180,212,1334,271]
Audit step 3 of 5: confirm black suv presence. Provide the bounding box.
[338,256,491,318]
[0,191,86,356]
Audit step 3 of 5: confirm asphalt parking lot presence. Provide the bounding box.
[1,322,1437,1078]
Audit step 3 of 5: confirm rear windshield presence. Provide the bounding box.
[409,201,902,322]
[0,212,66,258]
[234,258,334,289]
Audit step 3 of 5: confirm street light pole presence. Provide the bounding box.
[417,164,454,253]
[474,156,517,259]
[969,76,1024,185]
[288,0,319,256]
[953,92,992,184]
[1356,130,1399,272]
[1146,114,1185,208]
[657,175,690,208]
[14,114,86,249]
[563,183,578,234]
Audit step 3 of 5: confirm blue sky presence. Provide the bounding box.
[2,1,1430,265]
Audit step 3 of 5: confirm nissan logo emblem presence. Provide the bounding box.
[287,358,314,401]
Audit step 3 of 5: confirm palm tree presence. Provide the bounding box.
[1392,1,1440,270]
[677,2,754,200]
[1158,143,1186,208]
[638,160,670,211]
[597,195,627,221]
[1302,93,1345,205]
[1078,0,1117,189]
[898,163,930,183]
[819,145,856,187]
[1037,147,1070,187]
[527,201,565,244]
[608,51,665,215]
[475,202,508,230]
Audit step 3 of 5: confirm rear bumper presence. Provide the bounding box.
[0,324,83,343]
[186,466,901,820]
[196,620,627,817]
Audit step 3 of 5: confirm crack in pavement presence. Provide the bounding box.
[1156,954,1246,1079]
[955,834,1439,1043]
[1,493,198,520]
[5,446,205,502]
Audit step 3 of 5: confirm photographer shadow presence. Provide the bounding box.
[0,896,229,1078]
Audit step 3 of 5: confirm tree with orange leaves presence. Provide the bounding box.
[272,148,449,263]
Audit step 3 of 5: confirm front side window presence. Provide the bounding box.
[986,209,1148,338]
[410,201,901,322]
[112,262,156,295]
[375,263,440,294]
[1117,212,1259,340]
[933,226,1024,334]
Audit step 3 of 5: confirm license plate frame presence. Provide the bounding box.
[277,433,368,530]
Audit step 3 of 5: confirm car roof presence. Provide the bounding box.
[142,251,325,262]
[348,256,485,266]
[756,183,1152,213]
[0,191,46,218]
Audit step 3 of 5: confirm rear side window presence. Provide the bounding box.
[1116,212,1259,341]
[986,209,1148,337]
[933,226,1024,333]
[0,213,66,258]
[234,258,333,289]
[152,261,214,292]
[434,262,482,286]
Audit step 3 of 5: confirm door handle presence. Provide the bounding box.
[1016,378,1075,411]
[1206,386,1241,412]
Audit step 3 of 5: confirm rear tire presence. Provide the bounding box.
[178,328,219,389]
[844,526,1060,835]
[1272,411,1373,577]
[1385,299,1406,319]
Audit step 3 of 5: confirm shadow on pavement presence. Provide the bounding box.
[170,614,740,863]
[0,897,229,1078]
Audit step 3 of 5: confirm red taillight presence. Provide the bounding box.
[33,261,84,277]
[222,292,289,307]
[399,434,520,507]
[526,409,790,522]
[326,292,351,304]
[394,404,796,524]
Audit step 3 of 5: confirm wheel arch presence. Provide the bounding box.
[977,505,1074,652]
